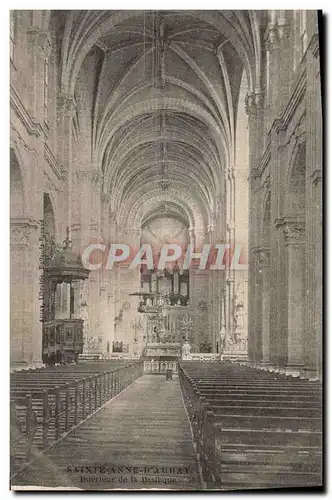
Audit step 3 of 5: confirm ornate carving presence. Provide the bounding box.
[275,217,305,246]
[245,90,265,115]
[57,94,76,119]
[255,90,265,110]
[311,169,322,186]
[277,19,290,41]
[245,92,257,116]
[11,225,30,246]
[225,335,248,352]
[76,170,103,185]
[265,23,279,51]
[283,222,305,246]
[10,219,37,246]
[258,248,270,267]
[198,300,208,311]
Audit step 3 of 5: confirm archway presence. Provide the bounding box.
[10,149,27,366]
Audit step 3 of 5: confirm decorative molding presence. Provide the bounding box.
[271,65,306,134]
[10,86,43,137]
[258,138,271,177]
[11,126,38,155]
[76,170,103,186]
[258,247,270,267]
[308,33,319,59]
[311,169,322,186]
[44,143,67,181]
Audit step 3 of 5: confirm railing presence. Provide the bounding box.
[10,361,144,477]
[144,359,178,374]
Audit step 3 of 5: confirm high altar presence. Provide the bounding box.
[133,263,192,373]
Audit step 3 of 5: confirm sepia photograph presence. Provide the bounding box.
[9,9,323,491]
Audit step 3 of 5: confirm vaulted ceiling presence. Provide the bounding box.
[52,11,265,231]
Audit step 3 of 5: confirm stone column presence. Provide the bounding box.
[303,36,322,378]
[23,28,53,368]
[269,120,287,368]
[259,249,271,363]
[57,94,75,235]
[246,91,264,364]
[10,218,42,368]
[282,220,305,371]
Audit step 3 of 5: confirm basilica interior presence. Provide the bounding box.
[10,10,322,490]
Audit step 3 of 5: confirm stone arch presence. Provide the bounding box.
[10,146,28,217]
[10,149,25,218]
[286,141,306,217]
[124,188,206,233]
[10,147,31,367]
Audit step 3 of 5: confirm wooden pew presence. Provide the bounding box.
[178,362,322,490]
[10,360,144,476]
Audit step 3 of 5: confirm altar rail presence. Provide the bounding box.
[144,359,178,374]
[10,360,143,477]
[178,362,322,490]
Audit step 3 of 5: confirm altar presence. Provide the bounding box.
[143,342,181,374]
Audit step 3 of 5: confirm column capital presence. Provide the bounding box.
[245,92,257,116]
[76,169,103,186]
[57,93,76,118]
[265,23,279,52]
[258,247,271,267]
[277,19,291,41]
[283,222,305,246]
[275,217,305,246]
[26,28,52,56]
[10,218,39,246]
[245,90,265,115]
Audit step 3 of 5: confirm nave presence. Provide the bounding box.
[11,360,322,491]
[10,9,323,491]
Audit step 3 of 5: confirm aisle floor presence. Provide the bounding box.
[12,374,201,490]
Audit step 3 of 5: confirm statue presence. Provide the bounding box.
[220,326,226,355]
[181,340,191,360]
